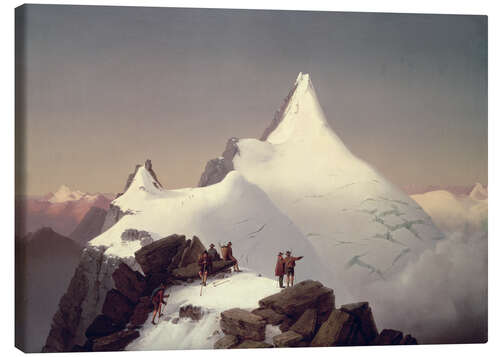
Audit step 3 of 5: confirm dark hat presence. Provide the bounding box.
[209,243,215,248]
[278,252,283,256]
[286,251,291,255]
[227,241,232,245]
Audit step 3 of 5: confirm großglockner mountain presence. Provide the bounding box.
[43,73,444,352]
[200,73,443,298]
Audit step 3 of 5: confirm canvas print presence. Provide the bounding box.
[15,4,488,353]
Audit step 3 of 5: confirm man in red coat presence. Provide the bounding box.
[275,252,286,288]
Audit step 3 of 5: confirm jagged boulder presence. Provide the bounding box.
[372,329,403,345]
[290,308,317,340]
[178,236,206,267]
[198,137,239,187]
[310,309,356,347]
[251,307,286,326]
[112,263,146,304]
[401,334,418,345]
[85,314,123,340]
[220,308,266,341]
[129,296,153,328]
[172,260,234,280]
[214,335,239,349]
[279,317,295,332]
[134,234,186,274]
[258,280,334,323]
[92,330,139,351]
[234,340,273,349]
[101,289,135,326]
[179,304,203,321]
[121,229,153,247]
[273,330,304,347]
[340,302,378,344]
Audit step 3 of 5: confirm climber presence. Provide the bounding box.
[198,250,212,286]
[284,251,303,287]
[207,243,221,261]
[151,283,170,325]
[221,241,241,272]
[275,252,286,288]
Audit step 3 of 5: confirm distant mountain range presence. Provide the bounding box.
[16,185,114,238]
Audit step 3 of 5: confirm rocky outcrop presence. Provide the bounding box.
[101,204,130,233]
[172,260,234,280]
[112,263,147,304]
[198,138,240,187]
[178,236,205,267]
[179,305,203,321]
[92,330,140,352]
[290,308,317,340]
[134,234,187,275]
[70,206,107,245]
[259,280,335,324]
[43,246,123,352]
[340,302,378,344]
[129,296,153,328]
[234,340,273,349]
[214,335,240,349]
[273,330,304,347]
[310,309,355,347]
[121,229,153,247]
[102,289,135,326]
[372,329,403,345]
[144,159,163,188]
[251,307,286,326]
[220,308,266,341]
[85,314,122,340]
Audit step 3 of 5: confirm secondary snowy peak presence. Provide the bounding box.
[48,185,87,203]
[469,182,488,201]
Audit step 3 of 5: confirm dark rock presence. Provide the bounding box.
[121,229,152,246]
[290,308,317,340]
[134,234,186,275]
[85,314,123,340]
[251,307,286,326]
[214,335,240,349]
[172,260,234,280]
[172,317,180,324]
[220,308,266,341]
[129,296,153,328]
[373,329,403,345]
[101,204,131,233]
[198,137,240,187]
[144,159,163,188]
[112,263,146,304]
[178,236,206,267]
[179,305,203,321]
[259,280,335,323]
[92,329,139,351]
[102,289,135,326]
[273,330,304,347]
[234,340,273,349]
[70,206,107,245]
[310,309,356,347]
[401,334,418,345]
[340,302,378,344]
[279,317,295,332]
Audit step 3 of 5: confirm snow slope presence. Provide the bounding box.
[127,271,282,351]
[231,73,443,297]
[90,167,329,284]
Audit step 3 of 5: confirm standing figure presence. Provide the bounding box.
[198,250,212,286]
[207,243,221,261]
[221,241,241,272]
[150,283,169,325]
[275,252,286,288]
[284,251,303,287]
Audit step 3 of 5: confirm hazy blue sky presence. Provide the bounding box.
[16,5,487,195]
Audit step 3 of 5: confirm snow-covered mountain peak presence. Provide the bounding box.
[48,185,87,203]
[470,182,488,201]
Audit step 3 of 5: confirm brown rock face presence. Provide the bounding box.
[92,330,140,351]
[198,138,240,187]
[401,334,418,345]
[85,314,123,340]
[129,296,153,328]
[172,260,234,280]
[179,305,203,321]
[290,308,317,340]
[134,234,186,275]
[372,329,403,345]
[101,289,135,326]
[112,263,146,304]
[234,340,273,349]
[273,330,304,347]
[340,302,378,344]
[220,308,266,341]
[251,308,286,326]
[214,335,240,349]
[179,236,206,267]
[258,280,335,323]
[310,309,356,347]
